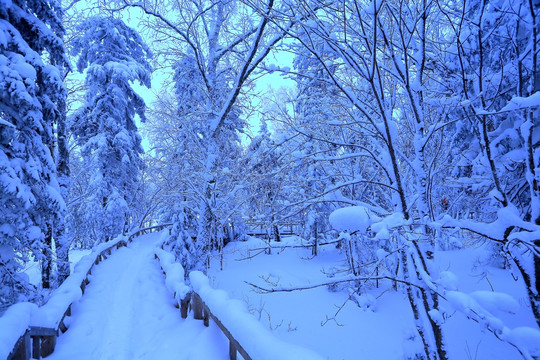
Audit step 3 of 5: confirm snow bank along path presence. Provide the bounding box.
[3,229,323,359]
[47,232,229,360]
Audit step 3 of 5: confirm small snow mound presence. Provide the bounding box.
[504,327,540,357]
[329,206,376,233]
[470,291,519,315]
[437,271,458,291]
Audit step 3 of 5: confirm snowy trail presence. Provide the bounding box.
[48,232,229,360]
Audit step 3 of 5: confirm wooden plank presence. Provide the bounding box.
[203,307,209,327]
[29,327,57,337]
[40,336,56,357]
[180,296,190,319]
[31,336,39,359]
[7,330,30,360]
[24,331,31,360]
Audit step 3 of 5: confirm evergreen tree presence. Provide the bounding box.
[70,16,152,243]
[0,0,66,306]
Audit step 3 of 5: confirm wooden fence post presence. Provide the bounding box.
[8,330,30,360]
[31,336,40,359]
[180,295,190,319]
[40,335,56,357]
[193,293,203,320]
[203,306,209,327]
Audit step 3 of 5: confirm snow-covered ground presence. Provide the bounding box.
[207,236,537,360]
[48,233,229,360]
[13,232,537,360]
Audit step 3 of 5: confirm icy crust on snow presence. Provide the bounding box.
[0,302,37,359]
[154,248,190,301]
[32,235,128,329]
[189,271,324,360]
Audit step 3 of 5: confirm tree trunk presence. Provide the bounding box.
[55,72,70,285]
[42,224,53,289]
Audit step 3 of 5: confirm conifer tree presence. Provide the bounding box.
[0,0,66,305]
[71,16,152,243]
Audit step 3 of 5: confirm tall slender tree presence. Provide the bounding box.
[70,16,152,243]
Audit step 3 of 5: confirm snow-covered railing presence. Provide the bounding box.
[154,248,191,318]
[4,224,171,360]
[245,221,301,238]
[154,246,322,360]
[189,271,324,360]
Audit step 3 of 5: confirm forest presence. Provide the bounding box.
[1,0,540,359]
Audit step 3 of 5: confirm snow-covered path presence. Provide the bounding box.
[48,232,229,360]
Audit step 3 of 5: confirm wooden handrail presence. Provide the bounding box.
[7,224,171,360]
[191,292,251,360]
[156,245,321,360]
[154,247,249,360]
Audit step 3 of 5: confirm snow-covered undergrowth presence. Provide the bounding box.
[22,248,93,287]
[207,236,539,360]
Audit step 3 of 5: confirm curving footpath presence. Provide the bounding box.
[47,232,229,360]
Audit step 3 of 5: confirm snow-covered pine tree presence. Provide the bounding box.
[52,1,71,286]
[70,16,152,244]
[0,0,66,306]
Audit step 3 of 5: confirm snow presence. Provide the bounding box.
[4,230,537,360]
[470,291,519,315]
[155,247,190,301]
[329,206,378,233]
[47,232,229,360]
[32,235,128,329]
[190,270,324,360]
[504,327,540,358]
[205,237,538,360]
[208,237,418,359]
[0,302,37,359]
[436,271,458,291]
[500,92,540,112]
[435,205,539,242]
[370,212,409,239]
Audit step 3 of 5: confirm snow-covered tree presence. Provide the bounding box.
[439,0,540,327]
[0,0,67,306]
[117,0,296,270]
[70,16,151,243]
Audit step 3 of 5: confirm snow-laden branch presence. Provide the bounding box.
[210,0,278,136]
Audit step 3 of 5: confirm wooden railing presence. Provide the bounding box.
[8,224,171,360]
[154,248,249,360]
[191,292,251,360]
[245,221,301,239]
